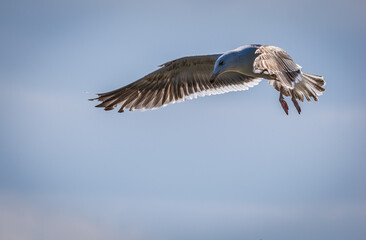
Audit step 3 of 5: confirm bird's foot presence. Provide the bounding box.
[292,97,301,114]
[280,99,289,115]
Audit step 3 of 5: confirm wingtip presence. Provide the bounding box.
[89,93,102,101]
[104,106,114,111]
[95,102,106,108]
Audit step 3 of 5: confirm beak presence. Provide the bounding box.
[209,71,220,84]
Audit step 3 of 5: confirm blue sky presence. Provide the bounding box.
[1,0,365,239]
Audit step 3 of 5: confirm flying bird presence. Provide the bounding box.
[90,44,325,115]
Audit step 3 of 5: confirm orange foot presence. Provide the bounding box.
[292,97,301,114]
[280,99,289,115]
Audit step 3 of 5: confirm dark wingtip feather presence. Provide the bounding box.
[104,106,114,111]
[95,102,106,108]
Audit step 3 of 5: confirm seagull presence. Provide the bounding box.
[90,44,325,115]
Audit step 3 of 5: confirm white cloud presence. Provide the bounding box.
[2,194,365,240]
[0,195,141,240]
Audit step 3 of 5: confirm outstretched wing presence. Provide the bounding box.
[253,45,301,88]
[90,54,261,113]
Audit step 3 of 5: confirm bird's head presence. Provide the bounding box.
[210,52,239,83]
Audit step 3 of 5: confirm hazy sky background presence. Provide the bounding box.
[1,0,365,239]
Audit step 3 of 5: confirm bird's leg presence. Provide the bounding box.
[279,87,289,115]
[291,90,301,114]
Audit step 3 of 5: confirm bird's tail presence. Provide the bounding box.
[269,72,326,102]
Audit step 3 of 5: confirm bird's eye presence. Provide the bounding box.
[219,61,224,66]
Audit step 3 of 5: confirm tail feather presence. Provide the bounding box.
[269,72,325,102]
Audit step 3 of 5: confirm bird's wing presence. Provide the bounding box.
[90,54,261,113]
[253,45,302,88]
